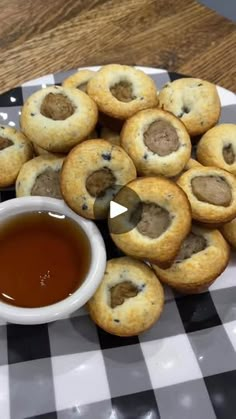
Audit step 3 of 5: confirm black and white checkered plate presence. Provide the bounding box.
[0,67,236,419]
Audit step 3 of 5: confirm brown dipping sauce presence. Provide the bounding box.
[0,211,91,308]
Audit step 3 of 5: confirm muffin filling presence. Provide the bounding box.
[0,137,13,150]
[110,281,139,308]
[41,93,75,120]
[144,120,180,156]
[223,144,235,165]
[137,202,171,238]
[175,232,207,262]
[31,168,61,199]
[110,81,136,102]
[191,175,232,207]
[86,168,116,197]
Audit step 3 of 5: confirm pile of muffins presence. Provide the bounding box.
[1,64,236,337]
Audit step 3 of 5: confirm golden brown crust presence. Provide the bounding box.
[20,85,98,153]
[177,167,236,223]
[87,64,158,119]
[16,155,64,198]
[221,217,236,248]
[121,108,191,177]
[87,257,164,336]
[197,124,236,175]
[62,69,95,91]
[0,125,33,187]
[61,139,137,219]
[152,226,230,294]
[159,78,221,136]
[109,177,192,266]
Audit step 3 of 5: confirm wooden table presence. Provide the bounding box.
[0,0,235,94]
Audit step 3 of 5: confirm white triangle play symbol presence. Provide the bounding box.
[110,201,128,219]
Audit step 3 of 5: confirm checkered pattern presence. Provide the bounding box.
[0,67,236,419]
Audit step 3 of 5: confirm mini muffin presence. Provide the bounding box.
[121,108,191,177]
[20,85,98,153]
[221,218,236,248]
[177,167,236,224]
[88,257,164,336]
[197,124,236,175]
[109,177,191,267]
[87,64,158,120]
[0,125,32,187]
[159,78,221,136]
[152,225,230,294]
[62,69,95,92]
[16,155,64,199]
[61,139,137,219]
[101,126,120,146]
[33,143,66,158]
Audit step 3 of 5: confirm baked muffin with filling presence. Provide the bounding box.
[121,108,191,177]
[16,155,64,199]
[152,225,230,294]
[87,64,158,120]
[159,78,221,136]
[88,257,164,336]
[109,177,191,267]
[20,85,98,153]
[0,125,33,187]
[177,167,236,224]
[61,139,137,219]
[197,124,236,175]
[62,69,95,92]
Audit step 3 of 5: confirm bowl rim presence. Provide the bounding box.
[0,196,106,324]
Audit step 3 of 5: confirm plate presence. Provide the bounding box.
[0,67,236,419]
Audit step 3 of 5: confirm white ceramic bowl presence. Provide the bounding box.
[0,196,106,324]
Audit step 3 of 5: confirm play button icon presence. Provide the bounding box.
[110,201,128,219]
[108,185,142,235]
[93,183,142,233]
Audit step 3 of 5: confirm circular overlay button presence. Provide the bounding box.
[107,185,142,234]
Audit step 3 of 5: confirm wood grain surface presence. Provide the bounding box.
[0,0,235,93]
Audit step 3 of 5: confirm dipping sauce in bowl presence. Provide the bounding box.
[0,211,91,308]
